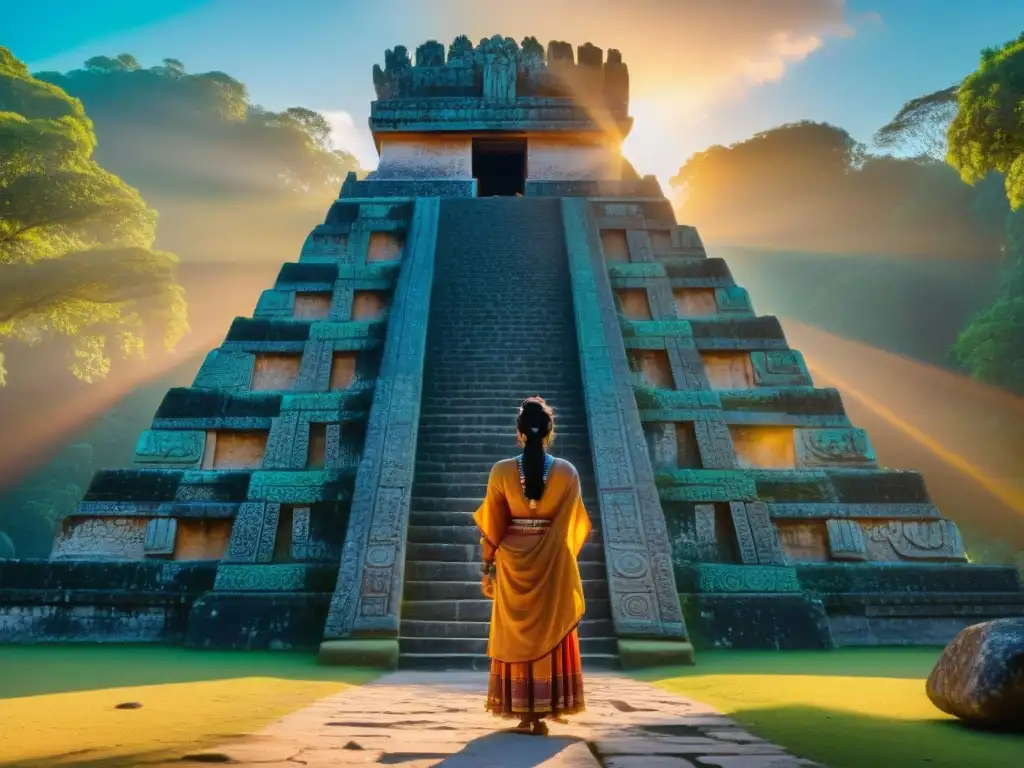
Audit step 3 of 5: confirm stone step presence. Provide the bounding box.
[411,482,598,499]
[411,467,596,485]
[421,385,585,397]
[419,401,589,414]
[425,373,583,384]
[409,503,602,522]
[418,413,589,428]
[405,541,606,563]
[415,426,590,439]
[409,498,602,516]
[425,353,578,363]
[399,636,618,656]
[397,653,620,672]
[405,560,607,582]
[408,513,603,537]
[402,598,612,623]
[400,618,616,640]
[411,456,598,475]
[412,438,592,454]
[404,579,610,602]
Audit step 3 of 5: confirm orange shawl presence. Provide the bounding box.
[473,457,592,663]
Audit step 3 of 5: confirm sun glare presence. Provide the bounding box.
[622,96,694,194]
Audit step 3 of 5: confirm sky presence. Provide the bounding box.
[4,0,1024,187]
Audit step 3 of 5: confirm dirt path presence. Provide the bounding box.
[166,671,820,768]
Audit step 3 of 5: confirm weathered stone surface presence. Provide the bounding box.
[148,672,815,768]
[323,197,440,641]
[926,618,1024,728]
[681,594,834,650]
[186,591,331,650]
[563,197,687,642]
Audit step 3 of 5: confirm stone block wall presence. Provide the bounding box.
[581,197,1024,648]
[0,199,419,648]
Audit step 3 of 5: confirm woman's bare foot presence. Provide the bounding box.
[514,717,532,733]
[531,719,549,736]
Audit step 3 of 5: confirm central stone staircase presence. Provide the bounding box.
[399,197,617,670]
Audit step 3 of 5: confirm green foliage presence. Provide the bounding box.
[942,34,1024,394]
[671,121,995,258]
[950,295,1024,394]
[0,46,187,385]
[36,56,360,200]
[947,33,1024,208]
[873,85,959,159]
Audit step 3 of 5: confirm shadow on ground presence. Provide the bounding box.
[423,731,592,767]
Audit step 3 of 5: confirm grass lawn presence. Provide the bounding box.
[638,647,1023,768]
[0,645,378,767]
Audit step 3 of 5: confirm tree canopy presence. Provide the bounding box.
[873,85,959,160]
[938,33,1024,395]
[36,57,361,201]
[947,32,1024,208]
[0,47,187,385]
[670,120,999,258]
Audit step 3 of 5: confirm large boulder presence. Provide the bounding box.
[926,618,1024,729]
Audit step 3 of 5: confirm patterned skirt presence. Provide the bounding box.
[485,628,586,719]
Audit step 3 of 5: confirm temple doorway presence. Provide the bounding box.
[472,138,527,196]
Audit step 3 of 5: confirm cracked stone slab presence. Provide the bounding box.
[162,672,822,768]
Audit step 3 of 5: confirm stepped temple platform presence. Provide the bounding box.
[2,35,1022,668]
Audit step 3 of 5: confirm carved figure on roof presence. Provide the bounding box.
[372,45,413,99]
[448,34,474,66]
[604,48,629,113]
[476,34,520,65]
[415,40,445,67]
[519,36,545,64]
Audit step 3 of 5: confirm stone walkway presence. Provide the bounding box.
[168,672,822,768]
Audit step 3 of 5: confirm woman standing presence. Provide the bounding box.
[473,396,592,735]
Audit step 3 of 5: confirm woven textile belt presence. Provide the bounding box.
[507,518,551,535]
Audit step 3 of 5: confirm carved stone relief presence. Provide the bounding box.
[795,428,877,468]
[863,520,966,562]
[134,430,206,467]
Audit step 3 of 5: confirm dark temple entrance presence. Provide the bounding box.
[472,138,526,197]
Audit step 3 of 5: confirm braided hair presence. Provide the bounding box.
[517,396,555,501]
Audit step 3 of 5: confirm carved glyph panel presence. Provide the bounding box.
[134,430,205,467]
[863,520,966,562]
[776,521,829,562]
[52,518,146,560]
[701,352,755,390]
[730,426,797,469]
[251,354,301,391]
[795,428,876,468]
